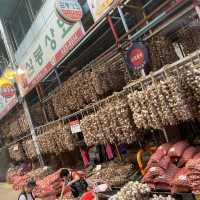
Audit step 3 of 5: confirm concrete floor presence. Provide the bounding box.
[0,183,19,200]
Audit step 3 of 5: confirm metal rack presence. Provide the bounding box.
[7,49,200,147]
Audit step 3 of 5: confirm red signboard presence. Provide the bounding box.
[0,83,16,98]
[56,0,83,23]
[127,42,149,71]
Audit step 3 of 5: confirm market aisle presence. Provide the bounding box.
[0,183,19,200]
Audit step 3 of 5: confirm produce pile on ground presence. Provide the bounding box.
[177,26,200,56]
[6,163,32,183]
[52,53,127,117]
[7,165,55,194]
[33,169,86,200]
[142,141,200,194]
[81,96,137,146]
[147,35,178,71]
[87,163,130,187]
[37,122,75,155]
[26,167,53,181]
[109,181,175,200]
[8,143,25,161]
[6,163,32,190]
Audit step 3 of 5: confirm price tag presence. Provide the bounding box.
[70,120,81,134]
[14,145,19,151]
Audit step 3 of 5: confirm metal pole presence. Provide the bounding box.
[36,85,49,123]
[22,99,45,167]
[162,128,169,143]
[107,15,132,80]
[55,69,62,86]
[107,15,120,47]
[0,18,45,167]
[117,6,130,36]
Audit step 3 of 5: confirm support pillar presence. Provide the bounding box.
[0,19,45,167]
[23,99,45,167]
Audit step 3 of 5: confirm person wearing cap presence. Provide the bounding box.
[18,179,36,200]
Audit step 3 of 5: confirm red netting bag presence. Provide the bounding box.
[168,141,189,158]
[154,163,178,185]
[178,146,198,167]
[193,152,200,160]
[147,155,171,170]
[157,143,173,155]
[142,167,165,183]
[159,156,171,170]
[186,158,200,169]
[146,150,165,169]
[171,167,190,193]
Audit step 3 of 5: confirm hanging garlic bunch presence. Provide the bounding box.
[81,96,137,146]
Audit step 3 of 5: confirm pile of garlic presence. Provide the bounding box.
[150,195,175,200]
[109,182,175,200]
[109,182,150,200]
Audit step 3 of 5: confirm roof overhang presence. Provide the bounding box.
[0,0,20,19]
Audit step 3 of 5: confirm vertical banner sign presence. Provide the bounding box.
[87,0,114,21]
[126,42,149,71]
[17,9,85,97]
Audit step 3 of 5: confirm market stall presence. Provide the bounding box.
[2,1,200,200]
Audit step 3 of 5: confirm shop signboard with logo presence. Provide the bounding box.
[126,42,149,71]
[16,1,85,97]
[87,0,115,22]
[0,83,15,98]
[56,0,83,23]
